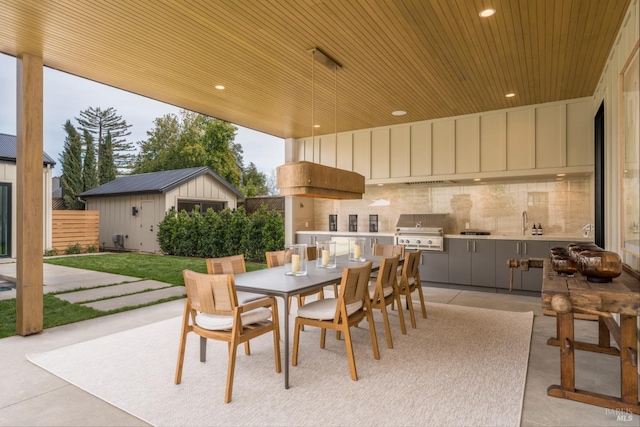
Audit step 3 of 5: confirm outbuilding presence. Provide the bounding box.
[80,166,243,253]
[0,133,55,258]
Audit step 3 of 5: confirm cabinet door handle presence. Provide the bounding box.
[524,242,528,255]
[420,254,423,265]
[516,242,521,254]
[466,241,470,252]
[473,241,477,252]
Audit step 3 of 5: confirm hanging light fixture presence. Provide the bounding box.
[277,47,364,200]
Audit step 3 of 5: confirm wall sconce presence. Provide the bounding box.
[131,207,138,216]
[300,203,304,208]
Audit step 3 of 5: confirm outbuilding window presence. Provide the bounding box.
[177,200,227,215]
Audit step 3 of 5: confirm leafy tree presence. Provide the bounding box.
[75,107,133,172]
[59,120,84,210]
[81,130,97,191]
[98,131,117,184]
[131,110,243,188]
[241,162,269,197]
[265,169,280,196]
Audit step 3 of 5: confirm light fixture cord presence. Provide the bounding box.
[311,49,315,141]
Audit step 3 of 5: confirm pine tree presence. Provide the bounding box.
[82,129,98,191]
[75,107,133,173]
[99,131,117,184]
[59,120,84,210]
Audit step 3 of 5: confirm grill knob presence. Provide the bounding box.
[427,239,432,245]
[416,240,421,244]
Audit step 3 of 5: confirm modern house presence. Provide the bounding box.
[0,133,55,258]
[79,166,243,253]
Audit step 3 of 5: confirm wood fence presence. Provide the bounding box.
[51,210,99,251]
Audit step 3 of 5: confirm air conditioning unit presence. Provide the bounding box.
[112,234,124,251]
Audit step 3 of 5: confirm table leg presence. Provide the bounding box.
[598,316,611,348]
[620,315,638,405]
[282,295,290,389]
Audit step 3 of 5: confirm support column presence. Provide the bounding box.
[16,52,44,336]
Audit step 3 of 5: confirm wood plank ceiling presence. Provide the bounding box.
[0,0,631,140]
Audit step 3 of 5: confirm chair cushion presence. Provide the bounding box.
[196,307,271,331]
[397,275,416,286]
[297,298,363,320]
[237,291,266,305]
[368,280,394,300]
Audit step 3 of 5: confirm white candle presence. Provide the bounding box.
[291,254,300,272]
[322,249,330,266]
[354,244,361,259]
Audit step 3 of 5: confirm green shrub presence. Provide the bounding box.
[44,248,59,256]
[156,205,284,261]
[86,245,98,253]
[66,243,82,254]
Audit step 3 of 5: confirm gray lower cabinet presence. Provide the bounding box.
[295,234,324,246]
[419,251,449,283]
[367,235,395,257]
[448,239,496,287]
[495,240,549,292]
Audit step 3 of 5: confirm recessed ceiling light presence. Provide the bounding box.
[557,173,566,177]
[313,124,320,128]
[473,178,481,182]
[505,93,516,98]
[214,85,225,90]
[392,110,406,116]
[377,183,384,186]
[479,8,496,17]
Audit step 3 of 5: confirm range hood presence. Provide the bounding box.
[277,161,365,199]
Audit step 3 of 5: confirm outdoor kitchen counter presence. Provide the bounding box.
[445,234,592,242]
[296,231,396,237]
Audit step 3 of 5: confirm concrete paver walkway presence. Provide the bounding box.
[0,261,183,310]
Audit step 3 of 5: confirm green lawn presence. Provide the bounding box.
[0,253,267,338]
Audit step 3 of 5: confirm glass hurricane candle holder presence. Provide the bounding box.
[349,237,366,262]
[285,244,307,276]
[316,241,337,268]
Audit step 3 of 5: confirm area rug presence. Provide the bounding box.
[27,303,533,426]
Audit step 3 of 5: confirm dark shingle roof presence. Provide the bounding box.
[0,133,56,166]
[79,166,244,198]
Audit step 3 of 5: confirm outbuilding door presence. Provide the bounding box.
[139,200,156,253]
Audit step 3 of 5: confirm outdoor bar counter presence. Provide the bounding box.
[542,259,640,414]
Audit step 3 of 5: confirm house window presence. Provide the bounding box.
[177,200,227,215]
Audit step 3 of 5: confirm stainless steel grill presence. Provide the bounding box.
[394,214,448,251]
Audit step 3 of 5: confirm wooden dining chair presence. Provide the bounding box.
[292,261,379,381]
[175,270,281,403]
[397,250,427,328]
[368,255,406,348]
[265,250,324,313]
[307,244,339,298]
[372,243,405,257]
[205,254,265,355]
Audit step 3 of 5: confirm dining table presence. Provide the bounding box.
[233,254,383,389]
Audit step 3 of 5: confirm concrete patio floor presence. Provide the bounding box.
[0,286,635,426]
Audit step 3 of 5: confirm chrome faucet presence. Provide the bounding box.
[522,211,528,236]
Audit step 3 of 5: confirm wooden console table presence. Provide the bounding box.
[541,260,640,414]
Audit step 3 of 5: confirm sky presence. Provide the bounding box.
[0,53,284,177]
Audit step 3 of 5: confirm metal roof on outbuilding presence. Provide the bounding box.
[79,166,244,198]
[0,133,56,166]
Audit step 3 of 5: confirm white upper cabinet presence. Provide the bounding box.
[480,113,506,172]
[566,100,593,166]
[390,126,411,178]
[410,122,431,177]
[295,98,593,182]
[371,128,390,179]
[535,104,566,169]
[506,109,535,170]
[352,130,371,179]
[455,116,480,174]
[319,134,336,167]
[336,133,353,170]
[432,120,455,175]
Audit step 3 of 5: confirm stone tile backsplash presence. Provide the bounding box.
[313,176,593,237]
